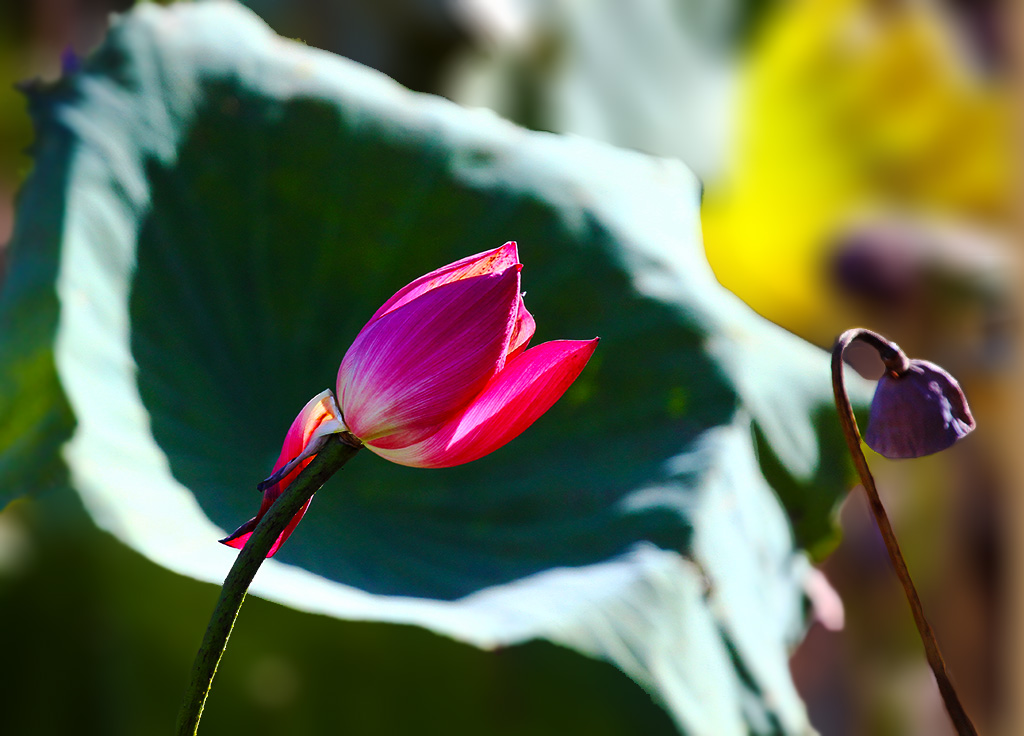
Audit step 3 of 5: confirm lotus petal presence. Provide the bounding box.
[338,267,521,446]
[369,338,599,468]
[221,390,345,557]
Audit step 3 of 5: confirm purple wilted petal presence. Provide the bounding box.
[865,360,975,459]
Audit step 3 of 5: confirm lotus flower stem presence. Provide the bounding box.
[177,434,362,735]
[832,328,978,736]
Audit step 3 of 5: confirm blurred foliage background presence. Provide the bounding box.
[0,0,1014,734]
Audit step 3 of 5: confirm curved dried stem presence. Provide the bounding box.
[832,328,978,736]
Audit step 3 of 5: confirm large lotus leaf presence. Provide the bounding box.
[0,3,865,734]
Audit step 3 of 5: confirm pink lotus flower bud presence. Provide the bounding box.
[864,360,975,459]
[223,241,598,555]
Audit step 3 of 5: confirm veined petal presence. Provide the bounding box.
[506,294,535,360]
[221,390,344,557]
[367,241,519,324]
[865,359,975,459]
[338,266,521,445]
[367,338,598,468]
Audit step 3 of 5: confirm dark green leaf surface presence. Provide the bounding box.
[0,3,865,733]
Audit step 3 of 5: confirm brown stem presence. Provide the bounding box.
[832,328,978,736]
[176,433,362,735]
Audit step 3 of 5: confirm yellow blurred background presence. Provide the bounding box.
[704,3,1013,734]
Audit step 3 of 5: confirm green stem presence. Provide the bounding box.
[176,433,362,735]
[832,328,978,736]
